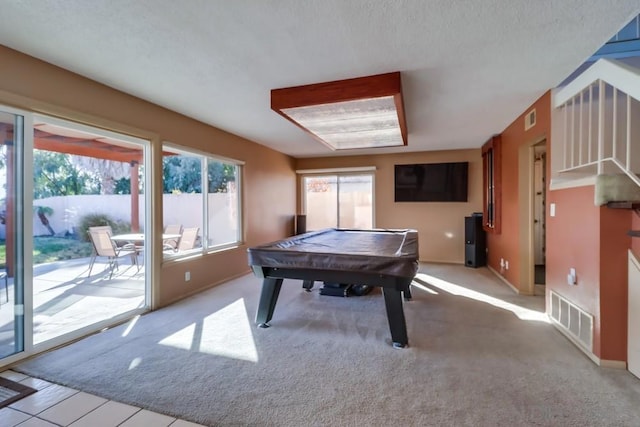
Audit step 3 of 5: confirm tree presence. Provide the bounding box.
[33,150,98,198]
[114,177,132,195]
[71,157,130,195]
[207,161,235,193]
[162,156,235,194]
[35,206,55,236]
[163,156,201,193]
[33,151,136,198]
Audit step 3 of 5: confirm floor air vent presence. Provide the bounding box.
[550,291,593,352]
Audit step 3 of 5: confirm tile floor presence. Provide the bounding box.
[0,370,205,427]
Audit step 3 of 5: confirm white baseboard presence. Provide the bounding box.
[487,265,520,294]
[599,359,627,369]
[551,320,599,364]
[462,263,629,371]
[550,320,627,369]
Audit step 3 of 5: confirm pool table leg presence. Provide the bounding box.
[302,280,314,292]
[403,283,412,300]
[256,278,283,328]
[381,287,408,348]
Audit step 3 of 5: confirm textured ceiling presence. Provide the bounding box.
[0,1,639,158]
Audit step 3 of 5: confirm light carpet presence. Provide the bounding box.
[15,263,640,426]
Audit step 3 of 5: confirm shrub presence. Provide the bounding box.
[77,213,131,242]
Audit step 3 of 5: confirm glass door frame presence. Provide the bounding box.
[299,167,376,231]
[0,104,33,366]
[0,106,153,367]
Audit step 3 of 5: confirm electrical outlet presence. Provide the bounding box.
[185,271,191,282]
[505,260,509,270]
[500,258,505,267]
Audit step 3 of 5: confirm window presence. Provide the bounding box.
[302,172,373,230]
[482,135,501,233]
[162,144,242,259]
[206,158,240,247]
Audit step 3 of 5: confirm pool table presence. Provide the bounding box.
[247,228,419,348]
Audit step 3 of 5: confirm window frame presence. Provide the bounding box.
[162,142,243,260]
[482,135,502,234]
[205,156,242,249]
[299,168,375,231]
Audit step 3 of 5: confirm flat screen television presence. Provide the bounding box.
[394,162,468,202]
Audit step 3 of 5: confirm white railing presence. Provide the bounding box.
[552,59,640,188]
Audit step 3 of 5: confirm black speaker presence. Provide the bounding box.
[465,214,486,268]
[295,215,307,235]
[465,216,477,244]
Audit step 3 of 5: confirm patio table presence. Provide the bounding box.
[110,233,181,244]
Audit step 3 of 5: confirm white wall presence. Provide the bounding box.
[33,194,141,236]
[9,194,236,245]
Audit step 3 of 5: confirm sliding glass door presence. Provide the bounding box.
[31,115,150,346]
[0,106,152,365]
[0,108,26,360]
[303,173,374,231]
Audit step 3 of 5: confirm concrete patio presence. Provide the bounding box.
[0,255,146,358]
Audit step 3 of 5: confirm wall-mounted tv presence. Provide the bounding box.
[394,162,468,202]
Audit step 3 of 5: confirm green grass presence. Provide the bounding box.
[0,237,93,266]
[33,236,94,264]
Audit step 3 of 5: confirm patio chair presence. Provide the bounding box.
[87,226,138,279]
[163,224,183,250]
[177,227,199,252]
[88,225,123,247]
[0,270,8,305]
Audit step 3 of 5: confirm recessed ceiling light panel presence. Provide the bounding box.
[272,72,407,150]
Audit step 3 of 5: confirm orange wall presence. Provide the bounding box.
[599,207,631,360]
[633,213,640,259]
[487,92,550,290]
[546,186,602,351]
[546,185,632,360]
[296,149,482,263]
[496,89,635,361]
[0,45,296,307]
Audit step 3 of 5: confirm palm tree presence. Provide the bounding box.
[35,205,55,236]
[72,157,130,195]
